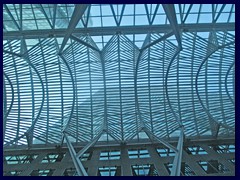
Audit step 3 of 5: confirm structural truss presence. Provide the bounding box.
[3,4,235,151]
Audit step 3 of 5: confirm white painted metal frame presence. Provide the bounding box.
[3,6,235,176]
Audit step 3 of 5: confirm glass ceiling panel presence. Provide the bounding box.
[151,5,169,25]
[3,4,235,32]
[3,6,19,31]
[174,4,236,24]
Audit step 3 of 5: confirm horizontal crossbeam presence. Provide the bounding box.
[3,23,235,40]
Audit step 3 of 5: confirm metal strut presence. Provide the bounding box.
[170,126,184,176]
[64,130,104,176]
[64,133,88,176]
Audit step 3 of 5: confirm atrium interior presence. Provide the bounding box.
[3,4,235,176]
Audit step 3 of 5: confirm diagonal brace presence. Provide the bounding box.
[64,133,88,176]
[141,31,174,52]
[70,34,100,53]
[76,131,103,158]
[162,4,182,48]
[58,4,88,53]
[143,127,178,153]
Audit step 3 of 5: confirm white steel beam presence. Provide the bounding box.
[64,133,88,176]
[20,4,23,31]
[3,23,235,40]
[143,127,178,153]
[70,34,100,52]
[150,4,160,25]
[214,4,226,23]
[85,5,92,27]
[110,5,119,26]
[141,31,174,51]
[99,51,108,131]
[58,4,88,53]
[162,4,182,48]
[38,4,54,29]
[182,4,193,23]
[76,131,103,158]
[53,4,57,28]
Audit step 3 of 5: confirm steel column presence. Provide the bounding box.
[170,127,184,176]
[64,133,88,176]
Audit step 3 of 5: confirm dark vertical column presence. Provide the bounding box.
[120,145,132,176]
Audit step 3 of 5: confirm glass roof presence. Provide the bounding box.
[3,4,235,146]
[3,4,235,31]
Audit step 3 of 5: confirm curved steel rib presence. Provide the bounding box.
[225,61,235,105]
[195,41,235,134]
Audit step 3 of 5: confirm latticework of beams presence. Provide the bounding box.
[3,4,235,149]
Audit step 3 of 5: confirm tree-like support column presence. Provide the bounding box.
[64,131,104,176]
[64,133,88,176]
[170,126,184,176]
